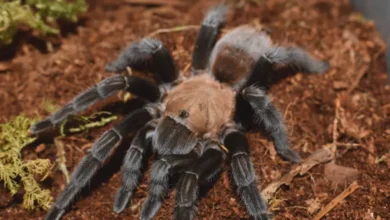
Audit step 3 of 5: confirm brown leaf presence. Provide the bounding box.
[338,107,366,140]
[261,148,333,201]
[324,163,359,187]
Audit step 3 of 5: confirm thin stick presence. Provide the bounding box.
[328,97,340,162]
[148,25,200,37]
[54,138,70,184]
[346,46,384,94]
[346,65,369,94]
[313,181,360,220]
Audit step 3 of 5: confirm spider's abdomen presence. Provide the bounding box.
[210,25,273,85]
[163,74,235,136]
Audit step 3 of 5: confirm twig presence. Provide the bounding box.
[148,25,200,37]
[183,63,191,73]
[330,98,368,158]
[346,65,369,94]
[327,97,341,161]
[313,181,360,220]
[346,46,384,94]
[261,148,333,201]
[335,142,361,148]
[54,138,70,184]
[125,0,186,6]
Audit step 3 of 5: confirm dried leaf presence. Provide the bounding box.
[261,148,333,201]
[306,198,322,214]
[324,163,359,187]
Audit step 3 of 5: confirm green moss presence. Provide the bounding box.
[0,0,87,45]
[0,116,53,210]
[60,111,118,136]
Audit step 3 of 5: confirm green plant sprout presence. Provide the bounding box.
[60,111,118,136]
[0,116,53,210]
[0,0,87,45]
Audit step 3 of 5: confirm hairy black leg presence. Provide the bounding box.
[45,107,157,220]
[192,4,227,72]
[113,121,156,213]
[266,46,329,74]
[221,126,270,220]
[140,151,199,220]
[173,141,225,220]
[243,55,276,90]
[105,38,178,83]
[31,75,160,134]
[242,85,301,163]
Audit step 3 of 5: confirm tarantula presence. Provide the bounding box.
[31,4,329,220]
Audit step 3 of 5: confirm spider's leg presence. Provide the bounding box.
[221,126,270,220]
[241,85,301,163]
[113,121,156,213]
[105,38,178,83]
[45,106,157,220]
[191,4,227,72]
[140,150,199,219]
[31,75,160,134]
[173,141,225,220]
[266,46,329,74]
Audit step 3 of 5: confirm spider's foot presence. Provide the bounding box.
[173,206,195,220]
[254,213,273,220]
[278,149,301,163]
[30,119,53,134]
[311,61,330,74]
[104,63,119,73]
[45,206,65,220]
[140,196,163,220]
[113,187,133,214]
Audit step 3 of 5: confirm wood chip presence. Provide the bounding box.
[333,81,349,90]
[306,198,322,214]
[35,144,46,153]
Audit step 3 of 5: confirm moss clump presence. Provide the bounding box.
[0,116,53,210]
[0,0,88,44]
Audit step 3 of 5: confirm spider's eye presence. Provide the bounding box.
[179,110,189,118]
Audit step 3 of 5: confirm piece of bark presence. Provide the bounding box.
[261,148,333,201]
[324,163,360,187]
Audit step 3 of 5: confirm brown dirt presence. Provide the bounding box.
[0,0,389,219]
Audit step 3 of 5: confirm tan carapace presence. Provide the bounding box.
[164,74,235,136]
